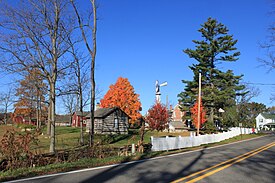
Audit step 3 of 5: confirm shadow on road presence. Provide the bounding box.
[75,147,207,183]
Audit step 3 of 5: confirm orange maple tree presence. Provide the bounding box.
[13,69,47,125]
[100,77,142,123]
[191,98,207,129]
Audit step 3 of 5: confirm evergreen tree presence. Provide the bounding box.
[178,18,244,124]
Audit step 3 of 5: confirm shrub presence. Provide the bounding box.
[0,129,39,170]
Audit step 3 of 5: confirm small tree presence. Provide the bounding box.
[0,129,39,170]
[100,77,142,123]
[14,69,47,128]
[190,98,207,129]
[70,0,98,147]
[146,103,169,131]
[0,88,15,124]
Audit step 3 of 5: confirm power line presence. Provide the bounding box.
[243,82,275,86]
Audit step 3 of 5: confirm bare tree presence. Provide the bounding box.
[236,84,261,104]
[62,93,77,115]
[0,87,15,124]
[0,0,75,153]
[70,48,90,145]
[62,54,102,145]
[258,0,275,71]
[259,26,275,72]
[259,2,275,102]
[70,0,97,147]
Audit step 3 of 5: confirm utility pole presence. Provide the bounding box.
[197,73,202,136]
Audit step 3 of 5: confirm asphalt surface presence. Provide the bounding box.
[7,133,275,183]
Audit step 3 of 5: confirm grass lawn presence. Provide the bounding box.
[0,132,265,182]
[0,125,190,153]
[37,126,83,153]
[105,129,190,147]
[0,125,84,153]
[36,127,191,152]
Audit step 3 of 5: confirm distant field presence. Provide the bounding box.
[0,125,190,153]
[0,125,83,153]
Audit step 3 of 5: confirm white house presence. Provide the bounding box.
[256,113,275,130]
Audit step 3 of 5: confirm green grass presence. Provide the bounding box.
[0,125,189,153]
[37,127,84,153]
[0,125,265,181]
[104,129,190,147]
[0,133,265,182]
[0,156,131,182]
[0,125,260,153]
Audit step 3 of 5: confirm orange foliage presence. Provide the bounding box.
[13,68,47,122]
[100,77,142,123]
[191,98,207,129]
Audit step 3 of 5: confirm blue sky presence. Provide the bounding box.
[0,0,274,114]
[94,0,275,114]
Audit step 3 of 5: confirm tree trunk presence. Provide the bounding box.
[70,0,97,147]
[209,67,215,124]
[79,84,84,145]
[36,93,39,129]
[90,0,97,147]
[49,82,56,153]
[209,106,214,124]
[4,108,7,125]
[47,99,51,135]
[80,112,84,145]
[79,86,84,145]
[209,85,214,124]
[90,64,95,147]
[39,95,42,129]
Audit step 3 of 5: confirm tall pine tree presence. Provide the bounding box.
[178,18,245,124]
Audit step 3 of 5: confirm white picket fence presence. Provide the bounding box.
[151,127,256,152]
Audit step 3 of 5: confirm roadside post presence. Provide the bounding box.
[239,123,243,140]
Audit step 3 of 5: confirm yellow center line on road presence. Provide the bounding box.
[186,142,275,183]
[171,142,275,183]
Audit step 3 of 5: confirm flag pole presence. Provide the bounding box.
[197,73,201,136]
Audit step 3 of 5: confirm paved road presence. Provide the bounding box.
[8,134,275,183]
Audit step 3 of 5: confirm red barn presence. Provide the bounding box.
[12,115,36,125]
[72,111,89,127]
[12,108,37,125]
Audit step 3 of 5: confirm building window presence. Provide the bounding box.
[260,119,263,123]
[121,116,126,122]
[114,118,118,129]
